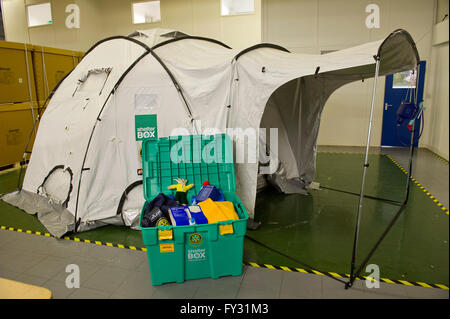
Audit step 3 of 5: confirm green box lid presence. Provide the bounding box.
[141,134,236,201]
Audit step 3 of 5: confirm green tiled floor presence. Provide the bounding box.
[248,153,449,285]
[0,153,448,285]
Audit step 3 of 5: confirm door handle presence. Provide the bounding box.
[384,103,392,111]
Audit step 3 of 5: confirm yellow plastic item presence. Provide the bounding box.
[168,183,194,192]
[219,224,234,235]
[217,201,239,220]
[0,277,52,299]
[158,229,173,240]
[198,198,239,224]
[159,243,174,253]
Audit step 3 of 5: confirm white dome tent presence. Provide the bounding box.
[2,28,419,246]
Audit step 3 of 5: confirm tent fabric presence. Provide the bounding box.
[1,28,419,237]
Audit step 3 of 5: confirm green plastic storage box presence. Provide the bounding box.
[140,134,248,286]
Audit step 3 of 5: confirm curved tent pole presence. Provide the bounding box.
[345,60,421,289]
[151,34,231,133]
[116,180,144,225]
[72,49,150,232]
[72,50,149,231]
[377,29,420,63]
[15,35,197,230]
[233,43,290,61]
[73,36,198,232]
[225,43,291,128]
[80,35,157,61]
[225,60,237,129]
[17,71,73,190]
[151,35,232,50]
[80,35,198,124]
[17,38,147,190]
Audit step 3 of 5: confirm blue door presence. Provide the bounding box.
[381,61,426,147]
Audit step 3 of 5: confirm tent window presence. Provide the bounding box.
[27,3,53,27]
[72,67,112,96]
[161,31,188,38]
[320,50,338,55]
[132,1,161,24]
[135,94,159,111]
[392,70,416,89]
[221,0,254,16]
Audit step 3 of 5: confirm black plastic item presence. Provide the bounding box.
[141,207,170,227]
[141,193,181,227]
[246,218,261,230]
[396,100,418,125]
[116,180,143,215]
[147,193,181,214]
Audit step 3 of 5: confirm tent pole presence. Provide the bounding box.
[346,56,380,289]
[345,62,421,289]
[404,63,420,204]
[347,115,416,287]
[16,70,73,190]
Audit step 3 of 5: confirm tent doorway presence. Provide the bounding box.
[37,165,73,207]
[258,74,343,195]
[259,78,305,194]
[381,61,426,147]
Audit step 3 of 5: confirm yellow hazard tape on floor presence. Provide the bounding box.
[425,149,449,165]
[318,151,448,215]
[0,163,28,176]
[1,152,447,291]
[0,224,448,290]
[384,154,449,215]
[243,262,448,290]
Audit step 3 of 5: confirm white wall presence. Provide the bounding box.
[262,0,436,147]
[1,0,261,51]
[2,0,446,157]
[97,0,261,50]
[1,0,29,43]
[436,0,449,23]
[1,0,103,50]
[421,19,449,159]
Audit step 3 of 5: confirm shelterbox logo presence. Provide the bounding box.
[187,248,206,262]
[135,114,157,141]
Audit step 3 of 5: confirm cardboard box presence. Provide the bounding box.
[32,45,83,105]
[0,41,37,104]
[0,102,39,167]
